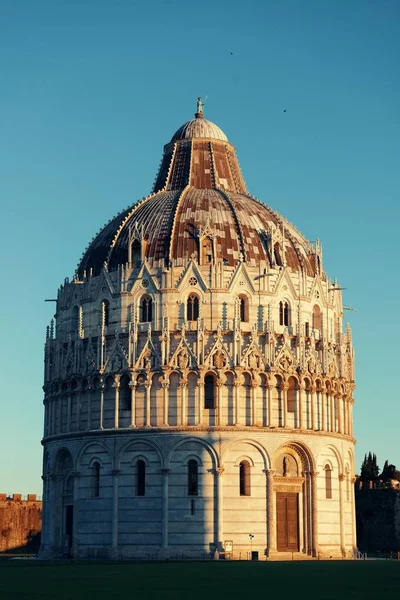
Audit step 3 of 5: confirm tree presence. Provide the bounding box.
[360,452,379,480]
[380,460,400,482]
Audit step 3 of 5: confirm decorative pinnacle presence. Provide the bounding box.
[195,97,204,118]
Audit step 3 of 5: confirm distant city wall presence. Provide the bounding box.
[0,494,42,553]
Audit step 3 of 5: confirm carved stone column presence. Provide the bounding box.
[215,467,225,550]
[250,381,257,426]
[67,394,72,432]
[162,381,169,426]
[311,471,319,556]
[57,394,62,433]
[329,393,334,432]
[337,393,343,433]
[266,468,277,555]
[180,381,187,426]
[267,383,274,427]
[339,473,345,556]
[281,383,288,428]
[349,400,354,437]
[87,385,92,430]
[75,387,81,431]
[234,381,240,426]
[145,381,151,427]
[321,387,326,431]
[51,397,56,435]
[298,383,304,429]
[110,469,120,558]
[99,380,105,429]
[197,382,204,425]
[113,377,120,429]
[129,381,137,427]
[72,471,80,558]
[216,380,223,426]
[161,469,170,549]
[310,386,316,430]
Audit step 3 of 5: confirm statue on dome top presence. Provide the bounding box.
[196,97,204,115]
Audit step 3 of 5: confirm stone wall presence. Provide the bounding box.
[0,494,42,553]
[356,488,400,552]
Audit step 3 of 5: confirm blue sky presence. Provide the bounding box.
[0,0,399,495]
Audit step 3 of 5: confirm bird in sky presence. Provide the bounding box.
[283,109,287,112]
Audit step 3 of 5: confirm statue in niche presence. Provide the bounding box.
[143,350,152,370]
[307,356,316,374]
[280,354,292,371]
[249,352,259,370]
[111,354,123,372]
[178,350,189,370]
[328,361,336,377]
[283,456,288,477]
[213,350,226,369]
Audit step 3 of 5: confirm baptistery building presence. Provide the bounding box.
[40,100,356,559]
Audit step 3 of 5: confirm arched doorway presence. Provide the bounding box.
[54,449,74,557]
[273,445,313,555]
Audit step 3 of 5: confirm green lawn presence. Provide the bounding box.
[0,560,399,600]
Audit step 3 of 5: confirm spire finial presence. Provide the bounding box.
[195,97,204,118]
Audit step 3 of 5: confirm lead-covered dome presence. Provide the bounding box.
[77,102,319,279]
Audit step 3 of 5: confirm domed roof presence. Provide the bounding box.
[170,98,228,142]
[171,117,228,143]
[76,101,319,279]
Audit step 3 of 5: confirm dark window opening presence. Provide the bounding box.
[239,461,251,496]
[132,240,142,268]
[188,459,198,496]
[279,301,290,327]
[325,466,332,499]
[239,296,249,322]
[120,375,131,410]
[305,322,310,337]
[284,302,289,326]
[204,375,215,409]
[191,499,195,515]
[187,295,199,321]
[274,244,283,267]
[140,296,153,323]
[136,460,146,496]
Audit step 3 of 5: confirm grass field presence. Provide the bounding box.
[0,560,399,600]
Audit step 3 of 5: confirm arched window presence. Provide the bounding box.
[131,240,142,268]
[274,243,283,267]
[102,299,109,327]
[204,374,215,409]
[187,294,199,321]
[239,460,251,496]
[92,461,101,498]
[140,295,153,323]
[187,459,198,496]
[313,305,322,330]
[239,295,249,322]
[136,460,146,496]
[279,301,290,326]
[201,237,213,265]
[325,465,332,499]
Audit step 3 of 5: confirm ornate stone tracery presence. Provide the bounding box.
[41,102,356,561]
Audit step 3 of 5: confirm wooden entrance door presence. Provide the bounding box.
[276,492,299,551]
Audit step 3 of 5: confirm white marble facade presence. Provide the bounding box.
[40,105,356,559]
